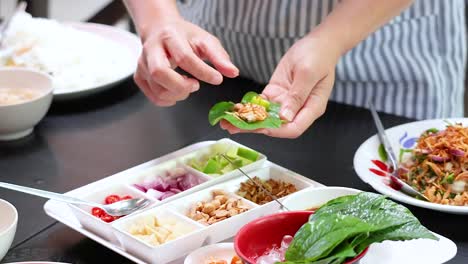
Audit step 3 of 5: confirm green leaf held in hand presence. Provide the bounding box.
[208,91,283,130]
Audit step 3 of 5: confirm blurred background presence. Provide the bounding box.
[0,0,132,30]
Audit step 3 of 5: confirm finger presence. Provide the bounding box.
[164,36,223,85]
[194,37,239,78]
[154,75,196,102]
[219,120,243,134]
[261,83,287,102]
[146,43,200,96]
[279,64,322,122]
[135,73,175,107]
[259,73,334,138]
[136,57,179,105]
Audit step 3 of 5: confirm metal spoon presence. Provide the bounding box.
[368,102,430,201]
[0,181,151,216]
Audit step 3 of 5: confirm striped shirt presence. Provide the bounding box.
[177,0,466,119]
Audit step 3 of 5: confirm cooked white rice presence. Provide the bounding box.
[1,12,136,93]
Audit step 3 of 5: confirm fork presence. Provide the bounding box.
[368,102,430,201]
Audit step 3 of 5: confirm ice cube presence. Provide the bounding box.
[281,235,294,248]
[256,253,281,264]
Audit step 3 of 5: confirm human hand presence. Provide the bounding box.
[221,34,341,138]
[134,17,239,106]
[259,35,339,139]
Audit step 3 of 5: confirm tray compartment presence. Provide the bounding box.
[166,185,264,244]
[225,164,318,206]
[179,138,267,183]
[69,184,156,245]
[113,207,206,264]
[125,159,211,204]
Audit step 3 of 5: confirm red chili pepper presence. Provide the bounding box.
[101,215,114,223]
[369,168,387,177]
[91,207,104,217]
[371,160,389,172]
[104,195,121,205]
[121,195,133,200]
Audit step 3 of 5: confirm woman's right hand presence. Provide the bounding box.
[134,17,239,106]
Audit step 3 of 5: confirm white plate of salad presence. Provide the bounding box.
[354,118,468,214]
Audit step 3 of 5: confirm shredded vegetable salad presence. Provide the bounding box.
[400,124,468,205]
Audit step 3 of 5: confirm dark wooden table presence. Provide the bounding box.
[0,78,466,263]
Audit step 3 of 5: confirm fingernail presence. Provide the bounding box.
[192,82,200,92]
[226,62,239,74]
[212,73,223,84]
[281,108,295,122]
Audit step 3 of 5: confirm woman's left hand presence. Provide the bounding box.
[221,34,342,138]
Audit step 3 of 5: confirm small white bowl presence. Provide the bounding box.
[184,243,237,264]
[0,199,18,261]
[0,68,53,141]
[282,186,362,211]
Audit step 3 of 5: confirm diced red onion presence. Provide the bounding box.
[414,148,431,154]
[147,189,164,200]
[134,168,204,200]
[429,154,449,162]
[160,191,176,200]
[170,188,182,194]
[450,149,465,157]
[178,173,203,190]
[133,184,147,192]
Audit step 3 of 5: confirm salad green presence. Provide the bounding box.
[283,192,438,264]
[208,91,283,130]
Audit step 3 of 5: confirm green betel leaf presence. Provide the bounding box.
[285,215,372,262]
[285,192,438,263]
[208,102,235,126]
[208,91,283,130]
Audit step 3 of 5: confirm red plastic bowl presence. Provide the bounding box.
[234,211,368,264]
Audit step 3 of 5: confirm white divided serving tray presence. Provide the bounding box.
[44,139,322,263]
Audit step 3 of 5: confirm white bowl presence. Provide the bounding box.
[282,186,362,211]
[184,243,237,264]
[0,68,53,141]
[0,199,18,261]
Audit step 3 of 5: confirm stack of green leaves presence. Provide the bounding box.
[282,192,438,264]
[190,147,259,176]
[208,91,283,130]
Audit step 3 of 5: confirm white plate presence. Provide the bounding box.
[361,233,457,264]
[53,22,141,100]
[354,118,468,214]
